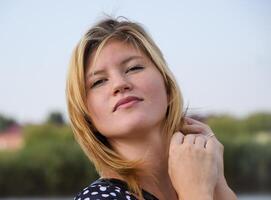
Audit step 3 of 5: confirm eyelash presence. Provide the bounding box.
[91,79,107,88]
[90,65,144,89]
[126,65,144,73]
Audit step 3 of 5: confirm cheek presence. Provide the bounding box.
[142,74,168,107]
[86,93,107,123]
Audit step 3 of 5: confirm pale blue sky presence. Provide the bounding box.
[0,0,270,123]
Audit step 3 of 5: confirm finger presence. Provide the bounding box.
[205,132,216,139]
[181,124,205,135]
[183,117,193,125]
[194,136,207,148]
[183,134,196,145]
[181,124,215,138]
[170,131,184,146]
[205,137,217,152]
[184,117,205,126]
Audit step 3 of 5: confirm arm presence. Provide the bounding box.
[214,176,238,200]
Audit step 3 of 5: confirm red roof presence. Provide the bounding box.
[0,125,23,150]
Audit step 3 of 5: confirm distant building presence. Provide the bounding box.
[0,124,23,151]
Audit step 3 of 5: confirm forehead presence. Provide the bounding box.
[86,40,145,72]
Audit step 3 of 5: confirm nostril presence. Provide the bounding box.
[113,83,132,95]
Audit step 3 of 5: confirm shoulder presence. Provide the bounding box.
[74,178,137,200]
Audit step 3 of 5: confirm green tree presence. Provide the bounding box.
[0,114,16,132]
[46,111,65,125]
[206,114,244,137]
[243,112,271,133]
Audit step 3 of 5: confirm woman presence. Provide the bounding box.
[66,17,237,200]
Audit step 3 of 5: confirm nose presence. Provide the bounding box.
[112,75,133,96]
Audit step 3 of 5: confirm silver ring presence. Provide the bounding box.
[206,132,215,138]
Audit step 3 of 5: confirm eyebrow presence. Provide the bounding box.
[86,55,143,80]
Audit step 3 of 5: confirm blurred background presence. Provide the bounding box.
[0,0,270,199]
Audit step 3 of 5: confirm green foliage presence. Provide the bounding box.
[207,112,271,139]
[0,124,99,196]
[46,111,65,125]
[23,124,73,146]
[207,114,243,137]
[223,140,271,192]
[0,114,16,132]
[243,112,271,133]
[205,112,271,193]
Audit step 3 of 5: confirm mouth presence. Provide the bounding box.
[113,96,143,112]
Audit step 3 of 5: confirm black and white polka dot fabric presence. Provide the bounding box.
[74,178,159,200]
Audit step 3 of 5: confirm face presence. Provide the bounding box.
[85,40,168,141]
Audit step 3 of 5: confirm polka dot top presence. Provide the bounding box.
[74,178,159,200]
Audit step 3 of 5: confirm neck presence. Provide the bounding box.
[105,126,178,200]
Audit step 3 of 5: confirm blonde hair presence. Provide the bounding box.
[66,16,186,199]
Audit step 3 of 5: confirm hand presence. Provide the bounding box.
[181,117,224,179]
[180,117,233,200]
[168,131,219,200]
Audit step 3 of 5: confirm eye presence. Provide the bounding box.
[126,65,144,73]
[91,79,107,88]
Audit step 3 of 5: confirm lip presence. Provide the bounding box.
[113,96,143,112]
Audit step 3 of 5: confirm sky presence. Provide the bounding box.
[0,0,270,123]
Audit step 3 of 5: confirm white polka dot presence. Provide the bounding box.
[84,198,90,200]
[125,191,131,194]
[110,192,117,196]
[83,190,89,195]
[91,191,98,195]
[126,195,131,200]
[102,194,110,197]
[99,186,107,191]
[115,188,121,193]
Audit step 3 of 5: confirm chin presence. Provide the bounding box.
[112,118,159,137]
[101,110,166,138]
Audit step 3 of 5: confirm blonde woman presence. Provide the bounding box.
[66,17,237,200]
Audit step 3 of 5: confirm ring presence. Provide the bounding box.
[206,132,215,138]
